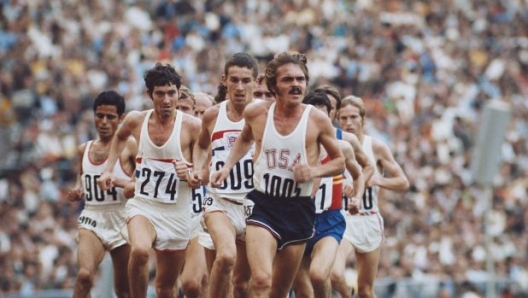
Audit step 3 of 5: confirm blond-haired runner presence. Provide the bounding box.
[292,91,366,298]
[331,95,409,298]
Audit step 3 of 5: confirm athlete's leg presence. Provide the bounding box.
[204,247,216,274]
[309,237,340,298]
[205,211,237,298]
[355,247,381,298]
[270,242,307,298]
[127,215,156,298]
[232,241,251,298]
[154,249,186,298]
[181,236,209,298]
[292,255,314,298]
[330,239,354,297]
[73,229,106,298]
[109,244,131,298]
[245,225,277,298]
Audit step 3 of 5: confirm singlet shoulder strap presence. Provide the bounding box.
[336,128,343,140]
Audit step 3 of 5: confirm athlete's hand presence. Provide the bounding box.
[123,180,135,199]
[97,171,114,191]
[367,175,380,188]
[189,169,203,187]
[343,183,355,198]
[201,167,210,185]
[173,160,201,188]
[292,164,313,183]
[173,160,190,179]
[112,178,128,188]
[210,168,229,188]
[67,188,84,202]
[347,196,360,215]
[186,169,202,189]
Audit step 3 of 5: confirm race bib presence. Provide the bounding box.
[134,158,181,203]
[314,177,333,213]
[82,173,123,206]
[258,172,301,198]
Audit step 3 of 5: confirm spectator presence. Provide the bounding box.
[0,0,527,296]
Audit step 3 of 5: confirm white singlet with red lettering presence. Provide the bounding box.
[253,103,313,198]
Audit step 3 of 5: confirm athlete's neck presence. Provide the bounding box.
[274,101,302,119]
[153,110,176,125]
[229,101,247,114]
[357,132,365,144]
[97,137,113,146]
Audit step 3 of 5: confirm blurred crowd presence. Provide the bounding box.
[1,0,528,297]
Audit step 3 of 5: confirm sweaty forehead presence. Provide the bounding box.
[227,66,255,79]
[95,105,119,115]
[276,64,305,78]
[153,84,178,91]
[340,105,360,116]
[177,97,194,106]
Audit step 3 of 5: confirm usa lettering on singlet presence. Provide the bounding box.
[253,103,313,198]
[134,109,192,204]
[314,156,343,213]
[208,101,254,201]
[342,135,380,213]
[81,141,130,206]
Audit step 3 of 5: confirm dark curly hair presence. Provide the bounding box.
[93,90,125,116]
[313,84,341,110]
[302,91,331,115]
[144,63,182,98]
[214,82,227,104]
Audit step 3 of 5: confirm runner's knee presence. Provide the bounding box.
[130,246,150,264]
[251,271,272,292]
[76,267,95,288]
[214,250,236,272]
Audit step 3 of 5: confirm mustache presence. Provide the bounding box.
[289,87,302,94]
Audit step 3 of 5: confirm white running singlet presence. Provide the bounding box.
[208,101,254,202]
[358,136,380,213]
[81,140,130,206]
[253,103,313,198]
[134,110,192,205]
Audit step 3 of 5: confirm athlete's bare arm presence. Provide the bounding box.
[175,114,202,187]
[191,105,220,184]
[342,131,374,183]
[209,101,264,187]
[339,140,365,198]
[181,113,202,162]
[113,137,137,188]
[370,139,409,191]
[98,110,144,190]
[67,143,87,202]
[297,108,344,181]
[339,140,365,214]
[123,175,136,199]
